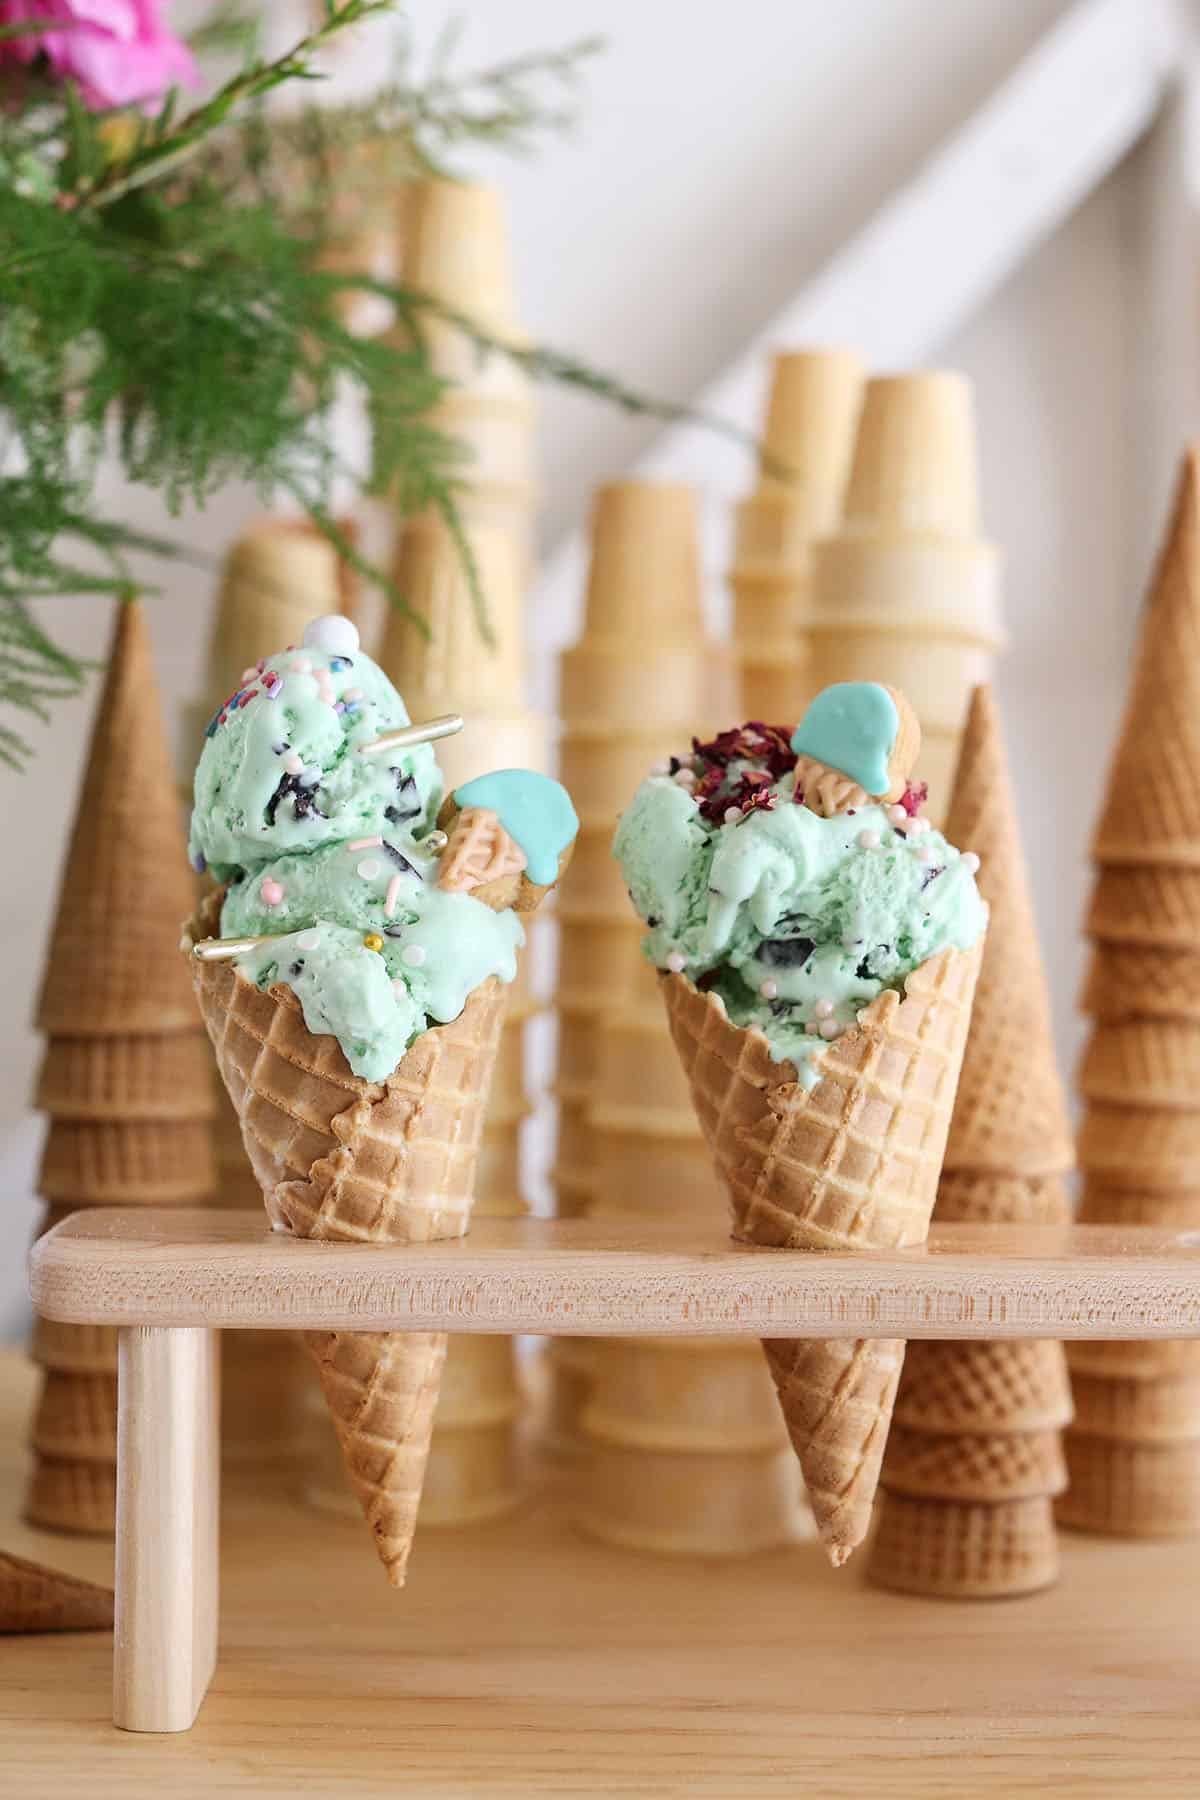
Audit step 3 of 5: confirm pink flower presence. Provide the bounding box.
[0,2,198,110]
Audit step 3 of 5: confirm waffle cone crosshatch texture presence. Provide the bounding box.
[1061,447,1200,1542]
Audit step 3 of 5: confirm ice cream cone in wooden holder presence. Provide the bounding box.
[27,600,216,1534]
[805,373,1005,822]
[1060,448,1200,1540]
[730,349,863,720]
[366,237,545,1521]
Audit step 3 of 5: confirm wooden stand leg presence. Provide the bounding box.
[114,1327,220,1733]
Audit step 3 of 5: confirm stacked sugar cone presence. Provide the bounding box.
[182,520,348,1466]
[868,686,1074,1598]
[366,176,545,1525]
[729,349,863,719]
[557,482,798,1551]
[552,480,730,1450]
[804,372,1005,822]
[28,599,215,1534]
[1062,448,1200,1539]
[188,867,544,1586]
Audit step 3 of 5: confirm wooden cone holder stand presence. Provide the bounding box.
[26,1207,1200,1732]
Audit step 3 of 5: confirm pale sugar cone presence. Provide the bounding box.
[24,1459,115,1536]
[730,349,864,717]
[38,1117,215,1206]
[1081,941,1200,1022]
[868,1494,1059,1599]
[1078,1018,1200,1108]
[940,688,1074,1177]
[37,600,203,1037]
[1067,1339,1200,1381]
[1076,1181,1200,1228]
[881,1425,1067,1503]
[188,885,523,1586]
[202,519,344,708]
[1092,449,1200,865]
[1070,1370,1200,1443]
[30,1371,117,1465]
[33,1031,216,1120]
[401,178,519,337]
[0,1551,113,1634]
[1087,865,1200,948]
[576,482,704,643]
[805,375,1003,823]
[661,938,983,1564]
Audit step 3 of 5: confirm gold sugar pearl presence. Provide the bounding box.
[425,829,449,854]
[363,932,385,954]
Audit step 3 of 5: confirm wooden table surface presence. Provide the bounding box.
[2,1347,1200,1797]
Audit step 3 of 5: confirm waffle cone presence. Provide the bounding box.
[188,889,512,1586]
[1077,1019,1200,1109]
[867,1493,1059,1598]
[38,1117,215,1206]
[0,1551,113,1634]
[24,1457,116,1535]
[661,938,983,1564]
[34,1032,216,1121]
[1058,1433,1200,1537]
[37,600,200,1036]
[1076,1104,1200,1187]
[1086,865,1200,949]
[1092,450,1200,865]
[894,1340,1072,1435]
[30,1371,117,1463]
[934,1170,1072,1227]
[1069,1370,1200,1443]
[882,1424,1067,1502]
[1081,942,1200,1021]
[940,688,1073,1177]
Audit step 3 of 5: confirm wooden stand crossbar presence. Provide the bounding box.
[27,1208,1200,1735]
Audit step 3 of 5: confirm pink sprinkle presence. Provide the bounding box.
[347,836,383,851]
[814,998,834,1019]
[665,951,687,974]
[384,874,403,919]
[857,829,881,851]
[961,851,981,874]
[291,657,312,675]
[241,666,258,685]
[887,803,908,826]
[260,878,284,907]
[759,979,778,1000]
[344,687,364,703]
[819,1019,841,1041]
[284,752,304,775]
[916,845,935,865]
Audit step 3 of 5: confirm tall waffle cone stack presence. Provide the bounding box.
[27,599,215,1534]
[869,687,1074,1598]
[371,178,546,1524]
[553,479,742,1470]
[1062,448,1200,1539]
[187,888,513,1586]
[729,349,863,720]
[805,374,1005,822]
[662,936,983,1565]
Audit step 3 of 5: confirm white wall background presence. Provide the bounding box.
[0,0,1171,1331]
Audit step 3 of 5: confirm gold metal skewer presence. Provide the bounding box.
[358,713,464,757]
[191,934,281,963]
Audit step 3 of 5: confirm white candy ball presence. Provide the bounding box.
[961,851,981,874]
[302,614,360,656]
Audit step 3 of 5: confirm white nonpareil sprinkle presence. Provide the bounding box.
[401,944,427,968]
[857,829,881,851]
[916,845,935,865]
[673,767,696,789]
[759,978,778,1000]
[819,1019,841,1040]
[887,803,908,826]
[961,851,981,874]
[724,806,742,825]
[814,997,834,1019]
[665,951,687,974]
[297,929,321,952]
[356,859,380,881]
[302,614,360,656]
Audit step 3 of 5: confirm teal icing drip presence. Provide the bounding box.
[453,769,579,885]
[790,682,898,795]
